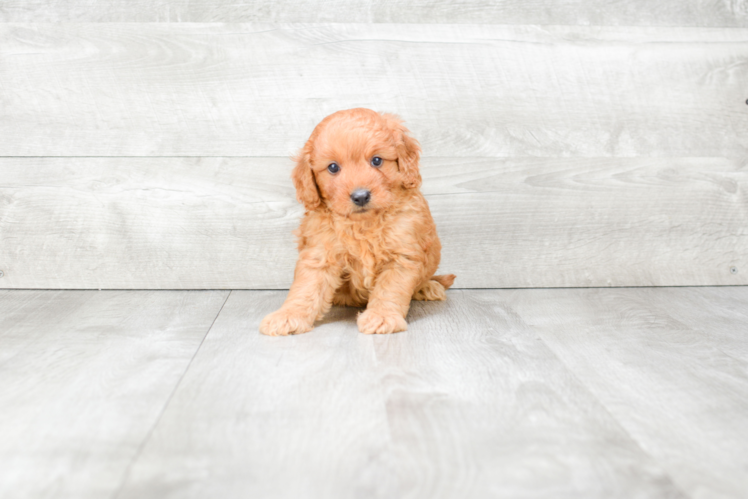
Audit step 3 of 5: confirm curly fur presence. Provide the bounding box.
[260,108,455,335]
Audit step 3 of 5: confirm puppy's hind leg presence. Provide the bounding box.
[412,274,456,301]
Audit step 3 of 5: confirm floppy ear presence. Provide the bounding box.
[381,113,422,189]
[291,141,321,211]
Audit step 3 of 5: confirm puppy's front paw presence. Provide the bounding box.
[357,308,407,334]
[259,309,314,336]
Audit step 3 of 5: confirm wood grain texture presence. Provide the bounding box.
[1,0,747,26]
[370,0,748,27]
[116,290,682,497]
[0,289,228,498]
[626,287,748,361]
[1,156,745,289]
[3,287,746,497]
[0,157,299,289]
[1,23,747,157]
[508,287,748,497]
[116,291,398,498]
[370,290,681,497]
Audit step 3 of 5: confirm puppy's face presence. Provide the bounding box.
[292,108,421,217]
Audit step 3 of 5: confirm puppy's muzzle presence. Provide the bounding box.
[350,189,371,207]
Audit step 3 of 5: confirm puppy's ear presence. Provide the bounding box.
[291,141,321,211]
[382,113,422,189]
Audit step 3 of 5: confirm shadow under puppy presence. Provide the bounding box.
[260,108,455,336]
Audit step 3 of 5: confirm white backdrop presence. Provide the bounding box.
[0,3,746,288]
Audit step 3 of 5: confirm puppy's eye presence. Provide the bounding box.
[370,156,383,168]
[327,163,340,174]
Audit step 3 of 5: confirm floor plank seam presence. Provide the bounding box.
[511,301,690,497]
[109,290,232,498]
[533,338,690,497]
[369,335,400,497]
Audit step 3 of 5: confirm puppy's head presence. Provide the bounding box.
[292,108,421,217]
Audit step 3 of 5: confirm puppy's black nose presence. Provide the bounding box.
[350,189,371,207]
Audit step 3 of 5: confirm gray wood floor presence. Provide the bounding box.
[1,287,747,498]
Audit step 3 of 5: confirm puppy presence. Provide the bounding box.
[260,108,455,335]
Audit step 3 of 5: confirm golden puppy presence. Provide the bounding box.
[260,108,455,335]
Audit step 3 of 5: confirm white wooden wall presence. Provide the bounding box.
[0,2,746,289]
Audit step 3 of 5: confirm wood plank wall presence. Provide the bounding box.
[0,2,746,289]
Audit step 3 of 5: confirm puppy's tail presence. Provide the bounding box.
[432,274,456,290]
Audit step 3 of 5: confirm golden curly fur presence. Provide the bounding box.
[260,108,455,335]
